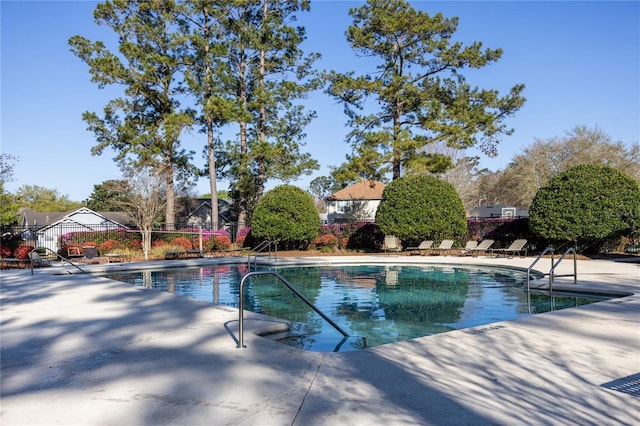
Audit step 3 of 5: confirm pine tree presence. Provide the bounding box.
[327,0,525,183]
[69,0,195,229]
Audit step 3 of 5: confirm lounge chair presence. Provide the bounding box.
[383,235,402,255]
[490,239,528,258]
[407,240,434,256]
[469,239,495,257]
[430,239,455,256]
[459,240,478,256]
[29,250,52,267]
[67,247,85,260]
[76,246,109,264]
[184,249,203,258]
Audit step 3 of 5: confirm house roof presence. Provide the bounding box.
[18,207,136,230]
[327,180,386,201]
[184,198,234,222]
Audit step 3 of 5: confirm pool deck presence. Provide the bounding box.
[1,254,639,425]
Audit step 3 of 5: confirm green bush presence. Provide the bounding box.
[251,185,320,249]
[375,175,467,246]
[529,165,640,252]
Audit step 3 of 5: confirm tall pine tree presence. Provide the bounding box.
[327,0,525,184]
[70,0,195,229]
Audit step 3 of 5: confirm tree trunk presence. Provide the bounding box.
[207,117,219,230]
[164,159,175,230]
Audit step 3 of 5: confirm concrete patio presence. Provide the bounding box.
[1,255,638,425]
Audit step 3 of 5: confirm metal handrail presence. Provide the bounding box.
[237,271,349,348]
[527,247,554,293]
[30,247,87,275]
[247,240,277,268]
[525,247,577,313]
[549,247,578,286]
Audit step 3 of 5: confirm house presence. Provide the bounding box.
[325,180,386,223]
[467,205,529,219]
[17,207,136,253]
[180,198,236,229]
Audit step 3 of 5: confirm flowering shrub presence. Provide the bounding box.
[310,234,339,251]
[341,237,349,249]
[152,240,169,247]
[127,239,142,250]
[0,245,12,258]
[170,237,192,250]
[237,227,251,239]
[14,245,34,260]
[99,240,122,252]
[236,227,252,248]
[211,235,232,250]
[466,217,531,246]
[345,223,382,251]
[60,228,139,253]
[83,241,97,248]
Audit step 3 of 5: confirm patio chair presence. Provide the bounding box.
[383,235,402,255]
[490,239,528,258]
[431,240,455,256]
[77,246,109,264]
[29,250,52,268]
[67,247,85,260]
[459,240,478,256]
[469,239,495,257]
[406,240,434,256]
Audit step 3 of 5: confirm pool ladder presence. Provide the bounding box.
[247,240,278,269]
[30,247,87,275]
[527,246,577,293]
[236,271,349,348]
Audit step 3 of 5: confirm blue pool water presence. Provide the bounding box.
[102,264,605,352]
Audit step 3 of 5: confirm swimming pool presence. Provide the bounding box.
[102,264,608,352]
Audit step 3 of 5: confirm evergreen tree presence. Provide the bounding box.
[213,0,321,224]
[14,185,82,212]
[84,180,130,212]
[529,165,640,252]
[0,154,19,225]
[69,0,195,229]
[327,0,525,183]
[178,0,229,229]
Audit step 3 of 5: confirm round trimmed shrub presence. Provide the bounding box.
[529,164,640,251]
[251,185,320,249]
[375,175,467,245]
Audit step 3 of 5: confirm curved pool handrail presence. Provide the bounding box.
[527,247,554,293]
[247,240,277,268]
[30,247,87,275]
[237,270,349,349]
[550,247,578,285]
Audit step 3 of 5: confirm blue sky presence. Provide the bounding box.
[2,1,638,202]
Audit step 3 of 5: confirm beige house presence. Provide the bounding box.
[325,180,386,223]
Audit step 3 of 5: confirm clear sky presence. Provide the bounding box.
[2,1,638,202]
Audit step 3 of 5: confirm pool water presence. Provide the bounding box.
[103,264,606,352]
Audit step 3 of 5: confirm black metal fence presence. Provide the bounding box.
[0,222,249,256]
[2,217,531,254]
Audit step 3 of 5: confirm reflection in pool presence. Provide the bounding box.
[102,264,608,352]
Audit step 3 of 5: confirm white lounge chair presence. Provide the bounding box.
[383,235,402,255]
[459,240,478,256]
[431,240,455,256]
[407,240,434,256]
[469,239,495,257]
[490,239,528,258]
